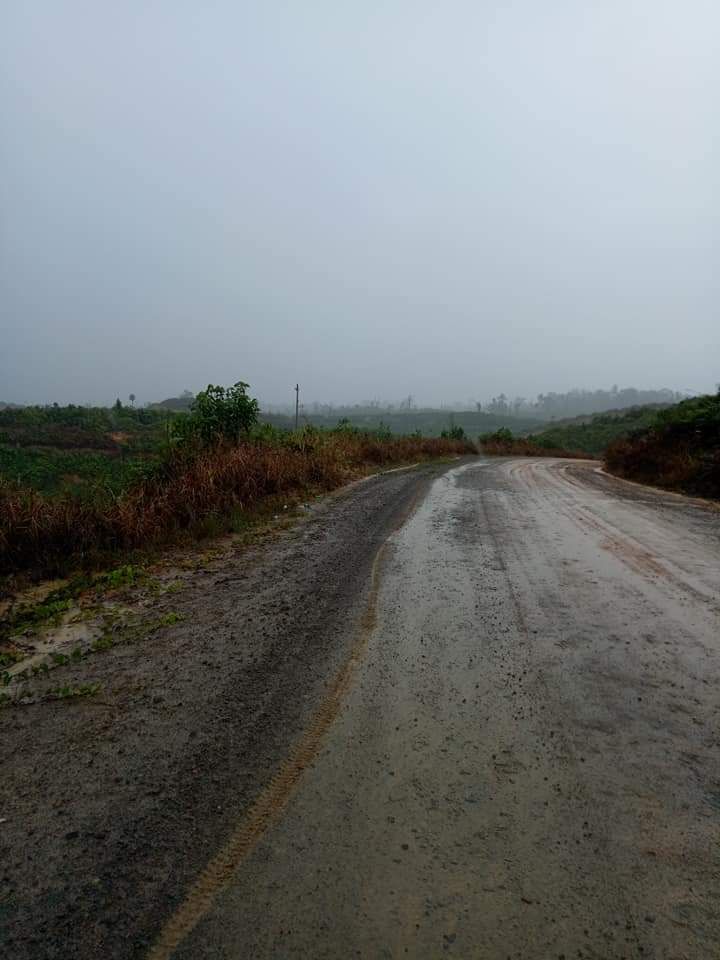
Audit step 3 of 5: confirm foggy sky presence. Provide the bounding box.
[2,1,718,407]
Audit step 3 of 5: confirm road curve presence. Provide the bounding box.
[167,457,720,960]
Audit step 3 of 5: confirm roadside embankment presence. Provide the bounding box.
[0,433,474,578]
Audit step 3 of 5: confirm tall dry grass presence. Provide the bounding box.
[605,435,719,498]
[0,433,474,576]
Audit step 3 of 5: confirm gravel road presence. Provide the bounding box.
[2,458,719,959]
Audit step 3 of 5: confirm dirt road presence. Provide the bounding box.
[2,458,719,958]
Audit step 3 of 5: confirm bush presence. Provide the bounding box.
[172,383,259,446]
[604,392,720,498]
[441,424,466,441]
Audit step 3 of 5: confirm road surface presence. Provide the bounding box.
[2,458,719,960]
[165,459,720,959]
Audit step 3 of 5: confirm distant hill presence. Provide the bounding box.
[483,386,687,420]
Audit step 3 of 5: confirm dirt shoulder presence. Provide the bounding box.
[0,460,461,960]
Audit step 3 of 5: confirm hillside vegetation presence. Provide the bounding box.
[476,405,665,458]
[605,392,720,499]
[491,385,683,420]
[526,405,666,456]
[0,385,475,578]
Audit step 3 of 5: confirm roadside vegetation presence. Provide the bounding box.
[478,428,590,459]
[526,406,665,457]
[604,392,720,499]
[479,403,680,459]
[0,383,475,579]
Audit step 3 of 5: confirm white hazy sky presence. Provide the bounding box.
[1,1,718,406]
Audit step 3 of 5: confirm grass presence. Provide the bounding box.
[0,446,147,496]
[45,682,102,701]
[0,563,148,643]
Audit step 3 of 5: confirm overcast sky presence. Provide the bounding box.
[2,1,718,407]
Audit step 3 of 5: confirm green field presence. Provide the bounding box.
[0,446,153,496]
[0,403,170,496]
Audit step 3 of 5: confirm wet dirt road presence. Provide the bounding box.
[157,458,720,960]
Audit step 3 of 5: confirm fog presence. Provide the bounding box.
[2,2,718,408]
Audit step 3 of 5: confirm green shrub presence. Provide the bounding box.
[172,383,259,446]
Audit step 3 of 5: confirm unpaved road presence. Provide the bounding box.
[2,458,719,959]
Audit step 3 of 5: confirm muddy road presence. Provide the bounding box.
[2,458,719,959]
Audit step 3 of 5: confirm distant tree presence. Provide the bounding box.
[114,398,122,411]
[128,393,136,407]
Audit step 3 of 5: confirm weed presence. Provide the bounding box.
[227,507,249,533]
[0,650,24,669]
[155,612,184,628]
[6,597,73,636]
[93,564,146,591]
[91,634,114,652]
[46,682,102,701]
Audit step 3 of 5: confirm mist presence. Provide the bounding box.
[2,1,718,408]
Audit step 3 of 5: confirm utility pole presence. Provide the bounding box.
[294,383,300,431]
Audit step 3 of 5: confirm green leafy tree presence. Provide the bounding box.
[173,382,259,446]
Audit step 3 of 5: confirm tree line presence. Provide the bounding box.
[479,386,685,420]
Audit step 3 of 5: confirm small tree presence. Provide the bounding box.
[128,393,136,407]
[174,382,259,446]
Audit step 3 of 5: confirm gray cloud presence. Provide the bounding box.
[2,1,718,406]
